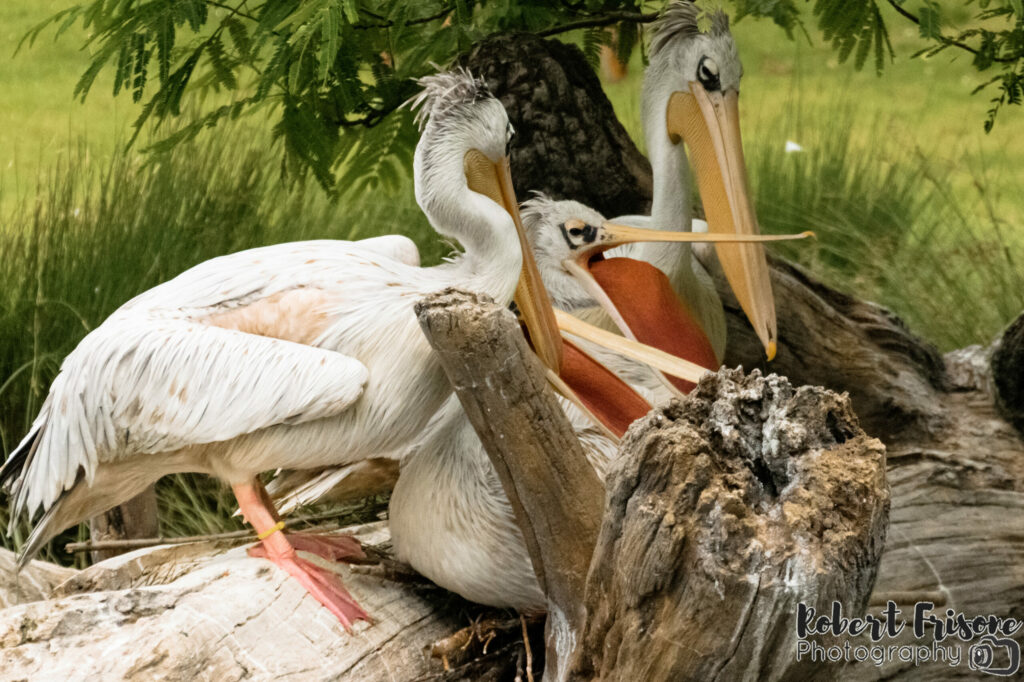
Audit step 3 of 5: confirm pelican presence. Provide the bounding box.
[588,0,776,364]
[0,68,572,631]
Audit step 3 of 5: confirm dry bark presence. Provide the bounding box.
[0,549,75,609]
[0,524,484,681]
[570,370,888,681]
[991,312,1024,433]
[414,289,603,623]
[702,250,1024,680]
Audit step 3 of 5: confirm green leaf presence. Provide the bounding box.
[340,0,360,24]
[918,3,942,40]
[223,17,251,58]
[17,6,81,53]
[207,34,238,90]
[581,27,603,69]
[319,4,341,83]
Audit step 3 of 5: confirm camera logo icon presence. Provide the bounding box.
[968,635,1021,676]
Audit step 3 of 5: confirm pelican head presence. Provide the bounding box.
[523,193,718,396]
[643,1,778,360]
[522,192,810,398]
[410,68,562,371]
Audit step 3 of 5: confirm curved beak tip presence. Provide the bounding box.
[766,341,777,362]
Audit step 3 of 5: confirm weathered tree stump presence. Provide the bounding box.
[573,371,888,681]
[417,291,889,680]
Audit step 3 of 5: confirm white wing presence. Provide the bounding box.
[14,317,368,519]
[354,235,421,267]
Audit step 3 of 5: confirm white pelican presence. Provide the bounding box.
[281,2,796,612]
[597,0,776,362]
[0,68,572,630]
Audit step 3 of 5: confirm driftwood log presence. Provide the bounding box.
[0,524,511,680]
[416,290,889,680]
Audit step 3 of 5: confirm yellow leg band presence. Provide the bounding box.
[257,521,286,541]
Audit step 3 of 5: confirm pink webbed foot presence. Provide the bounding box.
[259,546,370,631]
[278,533,365,562]
[232,480,370,630]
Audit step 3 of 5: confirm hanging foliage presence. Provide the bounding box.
[21,0,1023,192]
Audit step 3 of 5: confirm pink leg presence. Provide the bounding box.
[233,480,370,631]
[249,480,366,562]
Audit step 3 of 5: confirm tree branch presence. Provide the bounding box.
[885,0,1019,64]
[414,289,603,626]
[66,507,385,553]
[332,100,403,128]
[354,6,454,30]
[536,11,658,38]
[205,0,263,26]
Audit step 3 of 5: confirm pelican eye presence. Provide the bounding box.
[697,56,721,92]
[559,219,599,250]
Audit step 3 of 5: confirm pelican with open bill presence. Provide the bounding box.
[522,216,809,434]
[558,220,810,397]
[463,132,811,432]
[518,2,805,408]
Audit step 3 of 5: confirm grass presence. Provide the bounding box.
[0,1,141,213]
[0,1,1021,562]
[744,108,1024,348]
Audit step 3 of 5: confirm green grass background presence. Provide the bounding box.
[1,2,1021,561]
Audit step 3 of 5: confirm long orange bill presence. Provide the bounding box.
[554,223,810,396]
[464,149,652,436]
[464,150,562,372]
[667,83,778,360]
